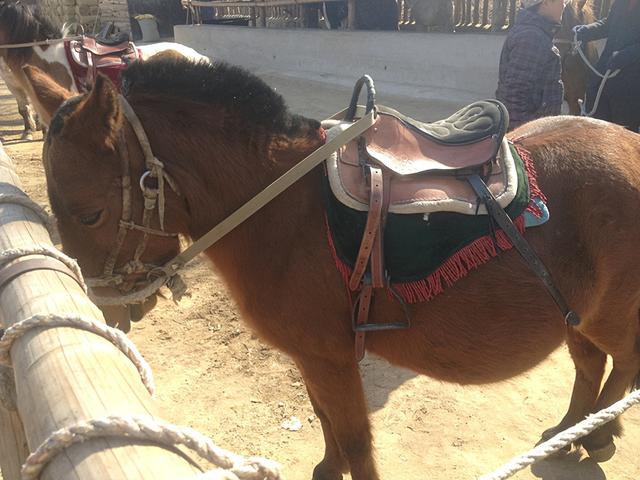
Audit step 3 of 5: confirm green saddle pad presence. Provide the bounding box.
[324,143,533,303]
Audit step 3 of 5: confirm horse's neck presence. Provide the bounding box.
[178,138,324,286]
[29,44,77,92]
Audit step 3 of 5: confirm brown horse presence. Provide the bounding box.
[557,0,599,115]
[24,58,640,479]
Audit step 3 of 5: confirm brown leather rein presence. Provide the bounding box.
[87,95,377,307]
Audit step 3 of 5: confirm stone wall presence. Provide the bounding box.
[37,0,131,33]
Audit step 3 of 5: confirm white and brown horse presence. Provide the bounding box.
[0,1,208,126]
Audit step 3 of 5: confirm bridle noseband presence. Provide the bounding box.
[85,96,185,307]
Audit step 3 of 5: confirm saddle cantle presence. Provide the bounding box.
[327,101,513,216]
[65,35,140,91]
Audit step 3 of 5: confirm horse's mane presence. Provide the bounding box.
[0,1,61,62]
[122,57,298,134]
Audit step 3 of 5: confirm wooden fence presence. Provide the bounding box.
[182,0,610,31]
[0,142,203,480]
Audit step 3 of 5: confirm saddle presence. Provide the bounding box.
[65,27,139,91]
[328,76,578,361]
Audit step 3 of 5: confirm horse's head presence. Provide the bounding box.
[24,65,184,330]
[558,0,595,43]
[24,59,326,329]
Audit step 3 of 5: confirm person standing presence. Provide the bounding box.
[574,0,640,131]
[496,0,568,130]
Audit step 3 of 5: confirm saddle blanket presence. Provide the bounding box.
[324,142,549,303]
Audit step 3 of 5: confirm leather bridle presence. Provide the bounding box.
[85,96,184,307]
[81,92,377,307]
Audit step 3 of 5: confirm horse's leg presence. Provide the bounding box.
[297,357,379,480]
[304,388,349,479]
[541,328,606,447]
[579,348,640,461]
[17,99,36,141]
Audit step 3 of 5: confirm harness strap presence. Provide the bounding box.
[160,107,378,277]
[349,165,383,290]
[0,257,84,292]
[467,174,580,326]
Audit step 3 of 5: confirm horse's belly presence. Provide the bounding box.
[367,304,566,385]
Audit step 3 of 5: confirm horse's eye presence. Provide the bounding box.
[78,210,103,226]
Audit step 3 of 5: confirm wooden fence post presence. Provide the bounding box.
[0,143,204,479]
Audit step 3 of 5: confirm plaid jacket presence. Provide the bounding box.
[495,9,563,129]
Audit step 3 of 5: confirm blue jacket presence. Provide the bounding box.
[496,9,564,129]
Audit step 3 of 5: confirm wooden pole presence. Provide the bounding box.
[0,144,203,479]
[0,398,29,480]
[347,0,357,29]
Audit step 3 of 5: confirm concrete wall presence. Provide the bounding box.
[175,25,506,103]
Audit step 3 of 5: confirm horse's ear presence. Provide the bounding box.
[22,65,74,125]
[577,0,587,10]
[64,74,123,152]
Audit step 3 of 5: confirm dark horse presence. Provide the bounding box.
[25,58,640,479]
[557,0,599,115]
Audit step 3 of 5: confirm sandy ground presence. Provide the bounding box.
[1,71,639,480]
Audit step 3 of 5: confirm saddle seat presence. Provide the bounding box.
[327,100,514,216]
[70,36,137,68]
[66,35,140,91]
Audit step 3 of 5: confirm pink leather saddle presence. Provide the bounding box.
[328,103,513,216]
[65,35,139,90]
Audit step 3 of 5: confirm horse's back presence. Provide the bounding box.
[138,42,210,64]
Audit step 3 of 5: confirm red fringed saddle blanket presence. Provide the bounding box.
[324,142,547,304]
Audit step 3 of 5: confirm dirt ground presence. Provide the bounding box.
[1,74,639,480]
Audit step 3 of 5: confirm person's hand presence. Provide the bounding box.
[572,25,586,41]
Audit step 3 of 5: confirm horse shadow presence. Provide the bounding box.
[530,450,607,480]
[359,354,417,412]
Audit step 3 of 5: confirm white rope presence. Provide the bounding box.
[21,415,283,480]
[0,36,82,49]
[479,386,640,480]
[88,273,170,305]
[0,244,86,293]
[0,313,155,395]
[0,193,53,231]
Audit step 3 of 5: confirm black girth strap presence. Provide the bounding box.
[467,174,580,327]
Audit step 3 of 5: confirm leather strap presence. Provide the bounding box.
[371,172,391,289]
[0,257,84,293]
[353,283,373,361]
[349,165,383,290]
[160,107,378,277]
[467,174,580,326]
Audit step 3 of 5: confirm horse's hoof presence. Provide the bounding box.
[585,441,616,463]
[20,133,33,141]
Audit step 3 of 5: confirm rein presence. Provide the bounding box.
[87,95,377,306]
[0,36,82,49]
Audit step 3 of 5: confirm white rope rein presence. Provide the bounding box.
[570,32,620,117]
[22,415,283,480]
[479,386,640,480]
[0,36,82,49]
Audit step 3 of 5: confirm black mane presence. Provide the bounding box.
[0,1,61,61]
[122,56,295,133]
